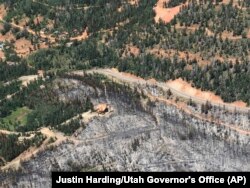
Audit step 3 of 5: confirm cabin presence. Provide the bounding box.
[95,103,109,114]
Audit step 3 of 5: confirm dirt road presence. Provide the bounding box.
[73,69,250,113]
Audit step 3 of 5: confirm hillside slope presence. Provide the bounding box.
[1,74,250,187]
[0,0,249,185]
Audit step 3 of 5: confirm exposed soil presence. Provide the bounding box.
[0,31,15,42]
[18,17,30,27]
[167,78,224,103]
[123,45,140,57]
[84,68,250,111]
[129,45,140,56]
[154,0,186,23]
[70,29,88,41]
[231,101,247,108]
[205,27,214,37]
[33,15,44,25]
[147,78,157,84]
[1,127,67,171]
[0,30,15,60]
[0,130,18,135]
[166,78,247,108]
[0,109,102,171]
[81,111,99,123]
[0,99,105,171]
[0,50,4,60]
[0,4,6,18]
[221,31,242,40]
[128,0,139,5]
[14,38,34,57]
[18,75,38,86]
[222,0,240,6]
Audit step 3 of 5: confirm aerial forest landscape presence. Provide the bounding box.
[0,0,249,187]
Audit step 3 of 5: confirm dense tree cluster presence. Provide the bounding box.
[174,0,249,36]
[118,54,250,104]
[27,39,118,71]
[55,118,83,136]
[0,75,93,134]
[0,81,21,100]
[0,62,35,82]
[63,73,145,112]
[1,0,147,35]
[0,0,249,137]
[0,79,46,119]
[0,132,44,163]
[164,0,187,8]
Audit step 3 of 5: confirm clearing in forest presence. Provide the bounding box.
[2,107,32,130]
[154,0,187,23]
[166,78,247,108]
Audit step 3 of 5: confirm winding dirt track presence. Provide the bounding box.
[73,69,250,136]
[71,69,250,137]
[1,68,249,170]
[74,69,250,113]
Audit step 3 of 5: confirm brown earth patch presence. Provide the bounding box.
[0,4,7,19]
[70,29,88,41]
[46,19,54,30]
[128,0,139,5]
[123,45,140,57]
[167,78,247,107]
[129,46,140,56]
[167,78,224,104]
[221,31,242,40]
[95,103,109,114]
[222,0,239,6]
[14,38,34,57]
[247,29,250,39]
[154,0,187,24]
[34,15,44,25]
[17,17,30,27]
[0,31,15,42]
[231,101,247,108]
[147,78,157,84]
[205,27,214,37]
[0,50,4,60]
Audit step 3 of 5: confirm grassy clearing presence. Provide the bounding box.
[1,107,32,130]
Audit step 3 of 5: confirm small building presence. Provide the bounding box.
[94,103,109,114]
